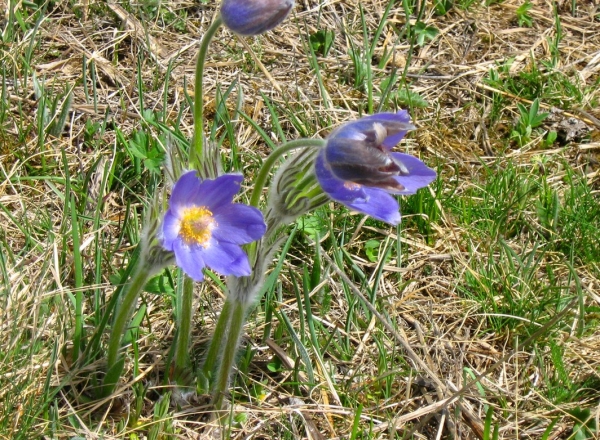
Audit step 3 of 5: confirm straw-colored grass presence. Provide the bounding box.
[1,0,599,438]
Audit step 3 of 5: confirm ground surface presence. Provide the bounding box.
[1,0,600,438]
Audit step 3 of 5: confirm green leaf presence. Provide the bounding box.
[365,239,381,263]
[297,213,328,242]
[414,22,439,46]
[530,112,549,128]
[267,357,283,373]
[571,410,597,440]
[545,130,557,145]
[529,97,540,119]
[396,89,429,108]
[309,29,335,57]
[144,273,174,296]
[434,0,453,15]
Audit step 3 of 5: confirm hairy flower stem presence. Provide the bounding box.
[211,297,248,409]
[249,139,326,208]
[103,265,153,396]
[172,275,195,384]
[191,14,223,169]
[199,296,234,390]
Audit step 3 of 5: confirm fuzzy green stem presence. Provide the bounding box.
[199,295,234,391]
[212,297,248,409]
[172,275,194,384]
[191,15,223,169]
[249,139,326,208]
[104,265,152,392]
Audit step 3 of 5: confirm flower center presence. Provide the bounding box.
[179,206,216,247]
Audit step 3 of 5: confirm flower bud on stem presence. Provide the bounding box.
[249,138,325,209]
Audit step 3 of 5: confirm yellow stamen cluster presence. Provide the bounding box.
[179,206,216,247]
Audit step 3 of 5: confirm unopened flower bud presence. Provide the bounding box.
[220,0,294,36]
[265,145,328,233]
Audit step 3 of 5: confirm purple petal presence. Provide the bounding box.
[361,112,413,149]
[173,239,206,281]
[315,150,368,203]
[202,241,251,277]
[390,153,437,195]
[316,150,401,224]
[329,112,414,151]
[382,131,409,150]
[324,136,404,190]
[212,204,267,245]
[345,187,402,225]
[221,0,294,36]
[161,210,180,250]
[315,111,435,226]
[169,171,203,216]
[169,172,243,216]
[361,111,411,124]
[192,174,243,211]
[329,120,377,141]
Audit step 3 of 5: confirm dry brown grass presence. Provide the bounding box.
[1,0,600,438]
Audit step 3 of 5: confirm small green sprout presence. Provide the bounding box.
[516,1,534,27]
[510,98,549,147]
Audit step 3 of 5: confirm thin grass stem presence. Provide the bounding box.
[70,194,83,360]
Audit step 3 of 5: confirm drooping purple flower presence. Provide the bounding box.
[220,0,294,36]
[161,171,266,281]
[315,111,437,225]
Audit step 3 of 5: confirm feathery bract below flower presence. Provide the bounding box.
[315,111,437,225]
[220,0,294,36]
[161,171,266,281]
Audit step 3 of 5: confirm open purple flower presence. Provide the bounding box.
[315,111,436,225]
[161,171,266,281]
[220,0,294,36]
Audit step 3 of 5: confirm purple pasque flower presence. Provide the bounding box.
[220,0,294,36]
[315,111,436,225]
[161,171,266,281]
